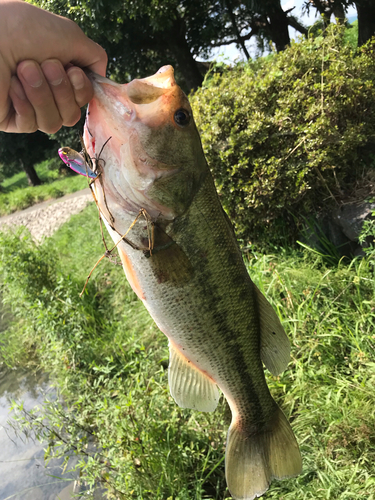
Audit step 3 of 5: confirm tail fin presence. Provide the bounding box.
[225,407,301,500]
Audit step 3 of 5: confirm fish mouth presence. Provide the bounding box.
[84,66,176,117]
[85,70,133,120]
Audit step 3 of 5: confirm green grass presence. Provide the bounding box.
[1,205,375,499]
[1,159,60,192]
[0,159,88,216]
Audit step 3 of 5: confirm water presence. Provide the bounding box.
[0,302,105,500]
[0,368,81,500]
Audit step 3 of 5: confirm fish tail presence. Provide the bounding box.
[225,406,302,500]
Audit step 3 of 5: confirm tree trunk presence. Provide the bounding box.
[166,17,203,92]
[355,0,375,46]
[266,1,291,51]
[170,41,203,92]
[332,3,346,25]
[20,159,42,186]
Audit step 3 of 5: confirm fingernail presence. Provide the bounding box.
[10,76,27,100]
[42,60,64,86]
[68,69,85,90]
[19,61,43,88]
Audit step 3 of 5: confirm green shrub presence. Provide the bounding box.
[191,24,375,247]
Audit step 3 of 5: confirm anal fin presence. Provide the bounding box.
[254,285,291,376]
[168,342,220,412]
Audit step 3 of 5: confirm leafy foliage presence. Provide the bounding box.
[191,24,375,246]
[31,0,229,90]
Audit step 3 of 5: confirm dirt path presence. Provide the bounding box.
[0,188,93,241]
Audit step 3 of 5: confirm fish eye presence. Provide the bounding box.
[174,109,190,127]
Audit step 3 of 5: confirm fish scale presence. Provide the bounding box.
[76,65,302,500]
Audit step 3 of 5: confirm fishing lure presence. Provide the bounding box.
[58,147,97,178]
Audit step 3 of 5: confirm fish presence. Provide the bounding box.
[76,65,302,499]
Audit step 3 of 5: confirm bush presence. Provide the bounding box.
[191,24,375,247]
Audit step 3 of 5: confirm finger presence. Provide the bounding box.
[80,42,107,77]
[17,60,63,134]
[41,59,81,127]
[8,76,38,133]
[66,66,94,108]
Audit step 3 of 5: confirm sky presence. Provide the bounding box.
[210,0,358,62]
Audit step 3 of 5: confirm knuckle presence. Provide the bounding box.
[100,47,108,65]
[63,112,81,127]
[75,92,92,109]
[43,122,62,134]
[25,123,38,133]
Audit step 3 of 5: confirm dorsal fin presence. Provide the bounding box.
[254,285,291,375]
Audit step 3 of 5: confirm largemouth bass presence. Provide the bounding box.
[73,66,302,499]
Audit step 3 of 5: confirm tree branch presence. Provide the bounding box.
[224,0,251,59]
[209,30,256,48]
[288,17,309,36]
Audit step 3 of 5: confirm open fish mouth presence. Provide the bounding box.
[84,70,133,120]
[84,65,178,122]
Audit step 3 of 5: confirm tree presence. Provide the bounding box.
[0,131,57,186]
[34,0,230,91]
[304,0,349,26]
[221,1,308,56]
[305,1,375,47]
[240,0,308,52]
[257,0,291,51]
[34,0,309,91]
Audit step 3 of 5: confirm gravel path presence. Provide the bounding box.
[0,188,93,242]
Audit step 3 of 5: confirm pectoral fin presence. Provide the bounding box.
[148,225,194,285]
[168,342,220,412]
[254,285,291,376]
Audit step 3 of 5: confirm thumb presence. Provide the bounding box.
[69,34,108,77]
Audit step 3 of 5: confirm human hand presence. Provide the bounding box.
[0,0,107,134]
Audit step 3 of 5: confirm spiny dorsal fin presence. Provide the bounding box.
[254,285,290,376]
[168,342,220,412]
